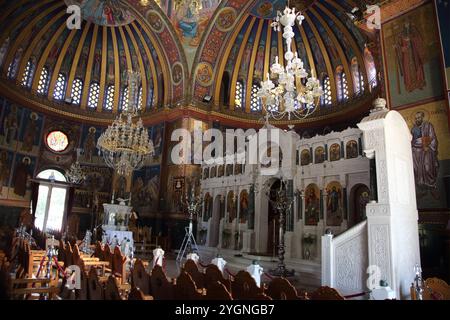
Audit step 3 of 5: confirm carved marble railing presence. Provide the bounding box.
[322,220,369,296]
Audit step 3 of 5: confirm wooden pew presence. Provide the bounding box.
[183,259,205,289]
[266,277,306,300]
[205,264,231,292]
[174,271,203,300]
[230,271,264,300]
[150,265,174,300]
[131,259,151,295]
[309,286,345,300]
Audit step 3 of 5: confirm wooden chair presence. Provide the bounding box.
[205,264,231,292]
[174,271,203,300]
[309,286,345,300]
[150,265,174,300]
[103,244,113,271]
[266,277,302,300]
[231,270,264,300]
[0,259,11,300]
[423,278,450,300]
[112,246,127,283]
[88,268,104,300]
[128,287,153,300]
[204,281,232,300]
[131,259,151,295]
[94,241,104,260]
[57,240,65,266]
[65,242,73,269]
[104,275,123,300]
[72,244,82,267]
[184,259,205,289]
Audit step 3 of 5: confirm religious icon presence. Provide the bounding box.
[239,191,249,223]
[13,157,32,197]
[301,149,311,166]
[326,183,343,226]
[411,111,439,198]
[21,113,38,152]
[3,104,18,146]
[305,184,320,226]
[315,146,325,164]
[218,165,224,177]
[346,140,358,159]
[395,20,426,93]
[226,164,233,176]
[329,144,341,162]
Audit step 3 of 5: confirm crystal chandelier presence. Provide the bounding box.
[97,70,154,176]
[258,4,324,121]
[66,148,86,184]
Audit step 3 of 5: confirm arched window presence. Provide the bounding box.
[37,67,49,95]
[138,86,143,110]
[104,85,114,111]
[336,68,349,102]
[21,59,34,88]
[34,169,68,232]
[71,78,83,105]
[351,58,365,95]
[235,81,244,109]
[53,73,66,101]
[321,76,332,106]
[364,47,377,89]
[121,86,129,111]
[250,83,261,112]
[87,82,100,109]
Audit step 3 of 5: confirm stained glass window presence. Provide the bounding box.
[104,85,114,111]
[250,84,261,112]
[321,76,332,106]
[21,60,34,88]
[71,78,83,105]
[53,73,66,100]
[88,82,100,109]
[138,86,143,110]
[235,81,244,109]
[37,67,49,95]
[121,86,129,111]
[46,131,69,152]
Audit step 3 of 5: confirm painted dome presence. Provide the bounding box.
[0,0,186,123]
[0,0,380,126]
[192,0,380,124]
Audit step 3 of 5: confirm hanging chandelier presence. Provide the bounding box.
[66,148,86,184]
[258,4,324,121]
[97,70,154,176]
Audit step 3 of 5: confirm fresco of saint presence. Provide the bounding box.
[411,111,439,196]
[395,21,426,93]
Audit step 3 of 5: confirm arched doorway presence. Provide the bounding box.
[267,179,282,256]
[349,184,370,228]
[209,195,222,247]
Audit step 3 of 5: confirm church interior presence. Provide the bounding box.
[0,0,449,302]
